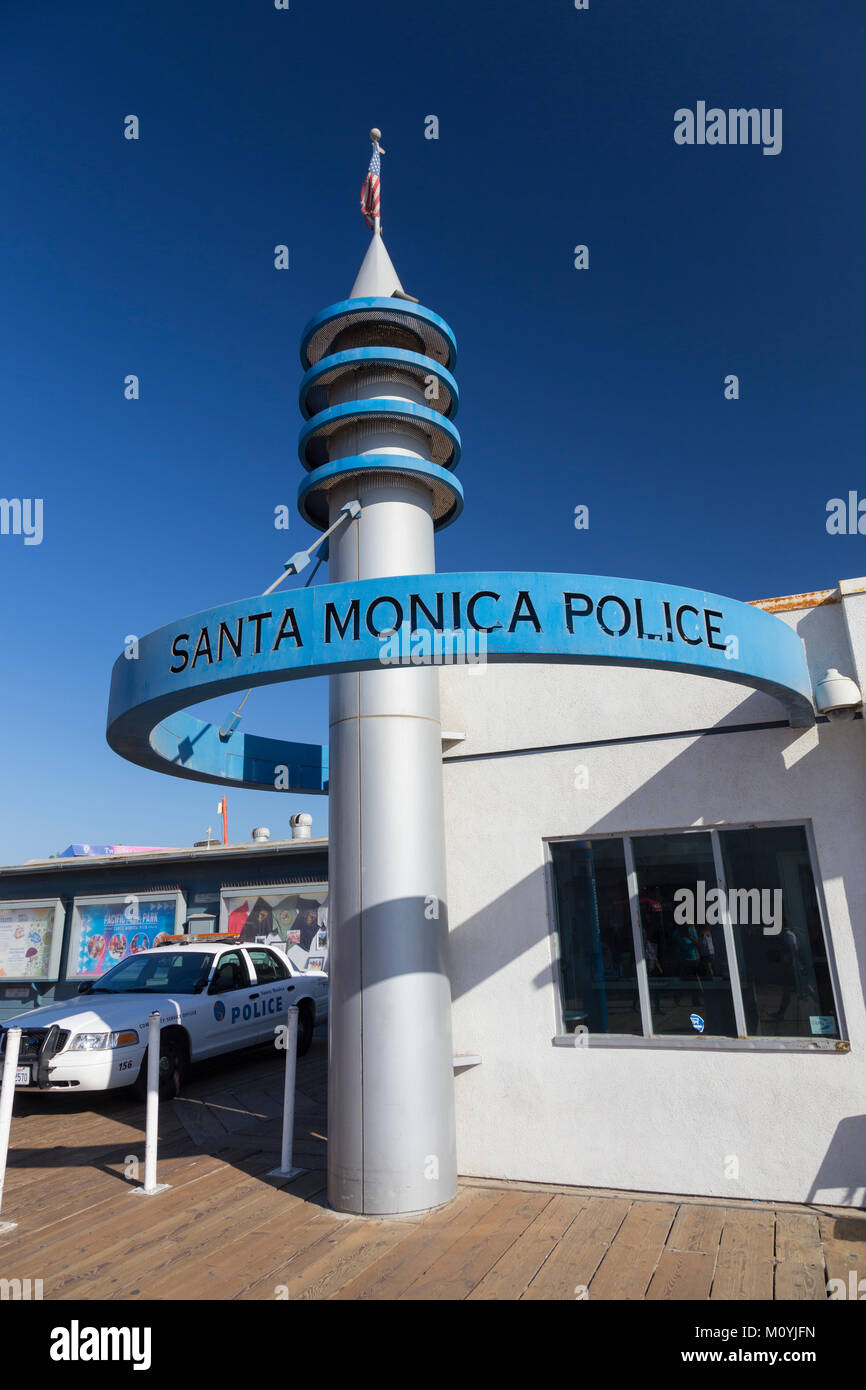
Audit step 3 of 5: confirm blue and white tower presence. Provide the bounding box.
[297,138,463,1214]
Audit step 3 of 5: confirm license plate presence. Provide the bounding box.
[15,1066,30,1086]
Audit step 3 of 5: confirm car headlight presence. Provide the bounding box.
[68,1030,139,1051]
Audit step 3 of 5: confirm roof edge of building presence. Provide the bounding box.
[1,837,329,877]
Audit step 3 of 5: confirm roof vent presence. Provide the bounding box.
[251,827,271,843]
[290,812,313,840]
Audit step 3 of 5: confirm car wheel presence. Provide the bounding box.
[133,1031,186,1101]
[296,1004,314,1057]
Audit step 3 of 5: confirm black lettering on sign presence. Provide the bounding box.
[245,611,272,655]
[272,607,303,650]
[410,592,445,632]
[675,605,702,645]
[169,634,190,673]
[596,595,631,638]
[563,593,593,634]
[467,591,502,633]
[191,627,214,668]
[635,597,662,641]
[217,619,243,662]
[365,596,403,638]
[705,609,726,651]
[325,599,359,643]
[507,591,540,634]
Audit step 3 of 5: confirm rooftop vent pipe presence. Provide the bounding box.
[290,812,313,840]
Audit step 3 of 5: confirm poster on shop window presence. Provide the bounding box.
[219,886,328,972]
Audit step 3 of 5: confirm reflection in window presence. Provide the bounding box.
[549,823,840,1043]
[720,826,838,1040]
[632,833,737,1039]
[550,838,641,1035]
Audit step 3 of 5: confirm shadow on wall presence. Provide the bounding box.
[806,1116,866,1207]
[446,693,845,1005]
[442,695,866,1206]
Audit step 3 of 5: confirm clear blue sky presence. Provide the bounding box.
[1,0,863,862]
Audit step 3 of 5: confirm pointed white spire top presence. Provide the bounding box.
[350,231,405,298]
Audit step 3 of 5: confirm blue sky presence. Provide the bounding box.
[1,0,863,861]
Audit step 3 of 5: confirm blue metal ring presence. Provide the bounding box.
[298,400,461,471]
[297,455,465,532]
[300,297,457,370]
[298,347,459,421]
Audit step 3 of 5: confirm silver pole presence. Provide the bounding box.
[327,476,457,1216]
[0,1028,21,1231]
[144,1011,160,1191]
[131,1011,170,1197]
[268,1006,304,1178]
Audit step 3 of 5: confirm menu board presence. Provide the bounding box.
[69,895,181,978]
[0,901,63,980]
[220,887,328,972]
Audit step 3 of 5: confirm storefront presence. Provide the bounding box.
[440,578,866,1208]
[0,836,328,1019]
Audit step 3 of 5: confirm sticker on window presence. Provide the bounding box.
[689,1013,705,1033]
[810,1015,836,1036]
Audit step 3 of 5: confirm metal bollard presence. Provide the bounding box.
[268,1007,304,1179]
[0,1028,21,1233]
[131,1011,170,1196]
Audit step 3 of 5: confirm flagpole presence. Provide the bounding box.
[370,127,384,234]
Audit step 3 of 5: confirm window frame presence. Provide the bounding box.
[65,891,186,981]
[543,820,848,1052]
[245,946,291,984]
[0,897,66,983]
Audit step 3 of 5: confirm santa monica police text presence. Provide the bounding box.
[167,588,731,673]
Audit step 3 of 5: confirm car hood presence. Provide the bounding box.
[2,993,191,1034]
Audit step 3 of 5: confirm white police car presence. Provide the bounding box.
[0,937,328,1100]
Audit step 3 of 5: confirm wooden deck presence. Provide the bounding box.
[1,1034,864,1300]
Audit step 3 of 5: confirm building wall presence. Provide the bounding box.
[439,587,866,1205]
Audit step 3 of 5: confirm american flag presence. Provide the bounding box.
[360,146,381,229]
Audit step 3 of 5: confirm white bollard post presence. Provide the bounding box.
[131,1011,170,1196]
[0,1027,22,1233]
[268,1007,304,1179]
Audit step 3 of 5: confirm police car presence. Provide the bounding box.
[0,937,328,1100]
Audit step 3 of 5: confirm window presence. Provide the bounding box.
[209,951,251,993]
[0,899,65,981]
[632,832,737,1039]
[66,893,183,980]
[246,948,290,984]
[719,826,838,1040]
[549,824,841,1044]
[90,952,211,995]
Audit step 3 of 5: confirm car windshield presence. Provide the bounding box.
[89,952,212,994]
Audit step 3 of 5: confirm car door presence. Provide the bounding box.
[243,946,295,1042]
[204,948,259,1055]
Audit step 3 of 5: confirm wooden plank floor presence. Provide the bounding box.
[1,1033,864,1301]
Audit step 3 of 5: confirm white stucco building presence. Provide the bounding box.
[440,578,866,1208]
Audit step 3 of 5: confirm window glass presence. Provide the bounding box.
[90,952,211,994]
[632,832,737,1038]
[720,826,838,1039]
[247,948,289,983]
[209,950,251,992]
[550,838,641,1035]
